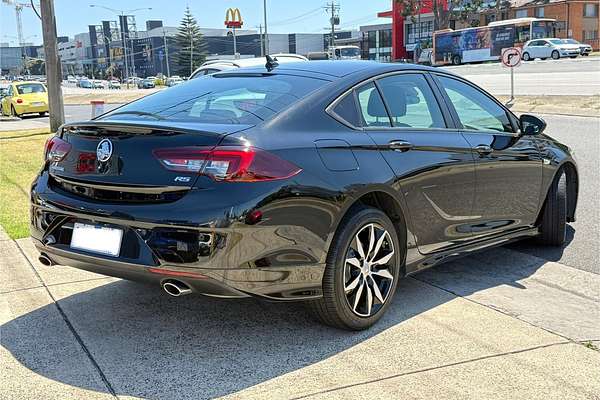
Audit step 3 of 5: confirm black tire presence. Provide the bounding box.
[551,50,560,60]
[39,112,46,116]
[541,58,547,60]
[538,172,567,246]
[570,56,577,59]
[11,105,19,118]
[307,206,402,330]
[522,52,531,61]
[452,55,461,65]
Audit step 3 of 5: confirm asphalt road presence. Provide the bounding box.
[9,103,123,128]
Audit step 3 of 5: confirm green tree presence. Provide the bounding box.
[396,0,483,31]
[174,7,207,76]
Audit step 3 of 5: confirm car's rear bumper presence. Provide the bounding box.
[34,238,252,298]
[30,171,326,301]
[15,104,48,114]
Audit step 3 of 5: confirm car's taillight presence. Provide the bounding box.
[153,146,301,182]
[44,136,72,162]
[16,98,23,104]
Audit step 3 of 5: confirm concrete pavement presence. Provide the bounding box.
[1,228,599,399]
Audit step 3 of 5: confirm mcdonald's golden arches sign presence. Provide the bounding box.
[224,8,243,28]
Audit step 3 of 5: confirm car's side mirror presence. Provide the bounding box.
[520,114,546,136]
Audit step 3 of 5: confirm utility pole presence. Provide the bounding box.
[325,2,340,56]
[163,29,170,78]
[40,0,64,131]
[258,24,264,57]
[263,0,269,55]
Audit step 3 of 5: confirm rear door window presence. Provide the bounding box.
[376,73,445,129]
[355,82,391,127]
[331,92,361,127]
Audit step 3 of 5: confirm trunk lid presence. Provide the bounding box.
[50,120,252,191]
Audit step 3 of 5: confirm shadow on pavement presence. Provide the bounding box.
[2,246,555,399]
[505,225,574,263]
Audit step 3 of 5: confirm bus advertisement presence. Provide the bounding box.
[433,18,556,65]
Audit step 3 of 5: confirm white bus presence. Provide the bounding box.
[433,17,557,65]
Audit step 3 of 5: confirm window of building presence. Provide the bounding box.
[584,30,599,40]
[368,31,377,48]
[584,3,599,17]
[379,29,392,48]
[535,7,545,17]
[515,9,528,18]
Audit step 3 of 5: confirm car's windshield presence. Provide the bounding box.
[341,48,361,57]
[100,73,328,124]
[16,83,46,94]
[549,39,563,45]
[562,39,578,44]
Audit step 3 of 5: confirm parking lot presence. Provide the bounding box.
[1,55,600,399]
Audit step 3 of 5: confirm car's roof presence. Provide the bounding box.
[226,60,439,78]
[13,81,45,85]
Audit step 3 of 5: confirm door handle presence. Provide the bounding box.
[388,140,413,152]
[474,144,492,155]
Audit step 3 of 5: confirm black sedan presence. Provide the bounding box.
[32,61,578,330]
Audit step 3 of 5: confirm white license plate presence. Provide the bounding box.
[70,223,123,257]
[32,102,44,106]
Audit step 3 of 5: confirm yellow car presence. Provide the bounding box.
[0,81,49,118]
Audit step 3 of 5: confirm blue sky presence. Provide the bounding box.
[1,0,392,46]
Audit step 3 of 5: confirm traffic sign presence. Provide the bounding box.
[501,47,522,68]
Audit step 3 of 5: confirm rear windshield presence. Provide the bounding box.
[16,83,46,94]
[99,73,327,124]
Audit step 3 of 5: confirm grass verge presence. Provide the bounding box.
[0,129,51,239]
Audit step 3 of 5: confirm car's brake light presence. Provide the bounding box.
[44,136,72,162]
[153,146,301,182]
[16,98,23,104]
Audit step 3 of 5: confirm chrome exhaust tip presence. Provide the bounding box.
[162,281,192,297]
[38,254,53,266]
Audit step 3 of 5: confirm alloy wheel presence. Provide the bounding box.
[343,223,395,317]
